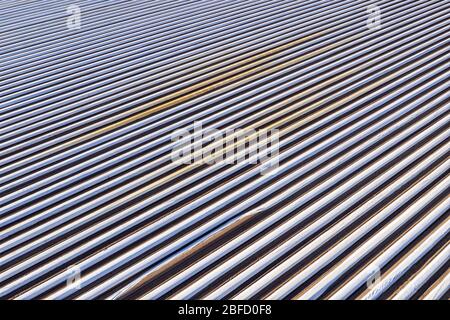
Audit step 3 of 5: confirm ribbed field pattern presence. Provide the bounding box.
[0,0,449,300]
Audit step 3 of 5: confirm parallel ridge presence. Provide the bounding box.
[0,0,448,300]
